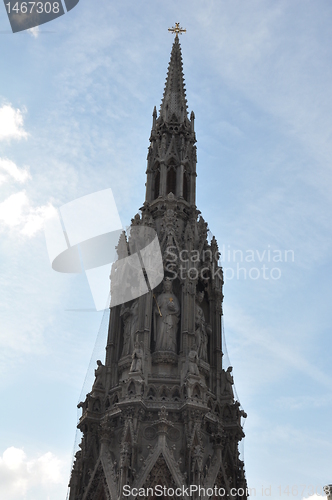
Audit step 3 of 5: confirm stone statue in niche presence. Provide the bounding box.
[221,366,234,398]
[194,291,211,362]
[188,348,200,376]
[93,360,106,389]
[153,278,180,352]
[130,341,143,373]
[120,300,139,357]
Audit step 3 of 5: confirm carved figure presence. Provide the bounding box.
[153,278,180,352]
[130,342,143,373]
[188,349,200,376]
[194,291,211,362]
[120,300,139,356]
[221,366,234,398]
[93,360,106,389]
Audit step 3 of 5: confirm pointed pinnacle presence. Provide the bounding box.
[159,37,188,124]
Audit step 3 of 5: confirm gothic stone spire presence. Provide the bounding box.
[146,38,197,204]
[160,36,188,124]
[69,35,248,500]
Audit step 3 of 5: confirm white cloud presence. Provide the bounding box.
[302,495,327,500]
[0,191,57,237]
[27,26,39,38]
[0,447,65,499]
[0,158,30,185]
[0,104,28,141]
[0,192,28,227]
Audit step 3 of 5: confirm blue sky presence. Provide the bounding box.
[0,1,332,499]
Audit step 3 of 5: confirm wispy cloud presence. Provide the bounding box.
[0,158,30,185]
[0,191,56,237]
[27,26,39,38]
[0,104,28,141]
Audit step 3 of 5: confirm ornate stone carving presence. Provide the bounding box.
[144,427,157,440]
[197,215,208,254]
[152,350,178,365]
[188,349,200,376]
[153,278,180,353]
[142,455,178,492]
[93,360,106,390]
[129,341,143,373]
[221,367,234,399]
[160,208,180,253]
[120,300,138,357]
[194,291,211,362]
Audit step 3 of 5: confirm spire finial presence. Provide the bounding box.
[168,22,186,38]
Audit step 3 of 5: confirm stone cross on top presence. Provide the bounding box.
[168,22,186,38]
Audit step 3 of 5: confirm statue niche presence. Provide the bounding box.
[194,291,211,362]
[120,300,139,357]
[153,278,180,353]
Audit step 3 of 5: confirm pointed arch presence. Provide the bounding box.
[183,171,189,201]
[128,381,136,396]
[212,467,228,500]
[192,384,201,399]
[215,403,221,416]
[147,387,156,400]
[142,455,178,499]
[171,387,181,401]
[159,386,169,401]
[154,168,160,199]
[93,399,101,413]
[83,460,110,500]
[166,165,176,195]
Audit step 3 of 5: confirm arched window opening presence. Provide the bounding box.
[154,170,160,199]
[193,385,201,399]
[147,388,156,400]
[183,172,189,201]
[172,388,180,401]
[166,167,176,195]
[160,387,168,401]
[128,381,136,395]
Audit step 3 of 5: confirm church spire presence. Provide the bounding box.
[145,33,197,204]
[160,36,188,124]
[68,30,248,500]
